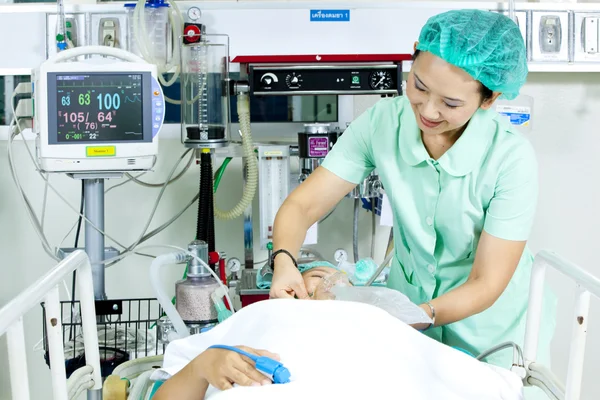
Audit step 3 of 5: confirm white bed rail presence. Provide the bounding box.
[0,250,102,400]
[524,249,600,400]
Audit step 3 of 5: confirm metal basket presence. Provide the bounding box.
[41,298,166,377]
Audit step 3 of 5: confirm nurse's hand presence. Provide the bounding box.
[193,346,280,390]
[270,262,309,299]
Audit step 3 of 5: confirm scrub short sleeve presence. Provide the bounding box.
[321,108,375,184]
[483,141,538,241]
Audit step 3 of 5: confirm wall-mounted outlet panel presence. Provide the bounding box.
[46,13,86,59]
[91,13,128,50]
[531,11,570,62]
[574,12,600,62]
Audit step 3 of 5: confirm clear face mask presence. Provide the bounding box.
[312,271,352,300]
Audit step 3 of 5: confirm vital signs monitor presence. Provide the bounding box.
[33,46,164,173]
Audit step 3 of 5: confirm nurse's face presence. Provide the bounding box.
[406,50,498,137]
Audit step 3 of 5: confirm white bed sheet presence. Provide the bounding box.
[152,299,523,400]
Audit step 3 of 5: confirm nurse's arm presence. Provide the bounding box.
[417,230,525,327]
[274,166,357,245]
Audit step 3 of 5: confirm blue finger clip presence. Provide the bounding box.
[208,345,291,384]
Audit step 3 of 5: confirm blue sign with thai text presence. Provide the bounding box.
[310,9,350,22]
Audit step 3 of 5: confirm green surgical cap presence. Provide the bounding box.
[298,261,339,274]
[416,9,527,100]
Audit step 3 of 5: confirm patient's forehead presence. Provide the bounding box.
[302,266,338,275]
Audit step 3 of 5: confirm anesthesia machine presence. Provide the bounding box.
[231,55,403,306]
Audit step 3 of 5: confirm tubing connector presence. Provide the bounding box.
[187,240,210,277]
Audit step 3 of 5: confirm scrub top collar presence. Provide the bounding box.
[399,97,496,177]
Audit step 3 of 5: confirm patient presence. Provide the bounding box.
[153,300,523,400]
[297,261,352,299]
[153,262,346,400]
[257,260,351,299]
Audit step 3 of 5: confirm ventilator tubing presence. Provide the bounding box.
[150,252,190,339]
[214,93,258,220]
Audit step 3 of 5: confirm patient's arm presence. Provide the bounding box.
[418,230,526,327]
[154,359,210,400]
[154,346,280,400]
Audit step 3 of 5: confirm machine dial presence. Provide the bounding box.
[285,72,303,89]
[259,72,278,88]
[334,249,348,263]
[227,258,241,273]
[187,6,202,21]
[369,71,393,90]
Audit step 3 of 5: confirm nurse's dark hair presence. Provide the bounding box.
[412,50,494,102]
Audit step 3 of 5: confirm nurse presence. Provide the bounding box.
[269,8,555,396]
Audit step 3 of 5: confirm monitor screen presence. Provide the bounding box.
[48,72,152,144]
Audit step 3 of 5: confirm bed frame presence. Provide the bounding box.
[522,250,600,400]
[1,249,598,399]
[0,250,102,400]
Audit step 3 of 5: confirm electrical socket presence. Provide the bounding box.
[574,12,600,62]
[530,11,570,62]
[90,13,128,50]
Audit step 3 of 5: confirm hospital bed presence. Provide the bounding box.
[0,250,102,400]
[1,249,598,400]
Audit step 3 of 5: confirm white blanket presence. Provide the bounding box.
[153,299,523,400]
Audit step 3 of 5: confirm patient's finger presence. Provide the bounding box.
[216,379,234,391]
[235,362,271,386]
[229,366,261,387]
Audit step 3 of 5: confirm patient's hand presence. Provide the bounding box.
[193,346,281,390]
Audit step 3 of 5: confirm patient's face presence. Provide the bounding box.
[302,266,351,299]
[302,267,339,298]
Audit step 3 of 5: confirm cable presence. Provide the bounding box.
[120,148,193,253]
[71,181,85,301]
[371,200,376,259]
[105,172,147,194]
[128,369,154,400]
[476,341,524,367]
[69,181,85,341]
[207,345,291,384]
[527,363,565,399]
[40,174,49,233]
[118,157,230,263]
[353,198,360,262]
[10,82,192,260]
[8,125,58,261]
[213,157,232,191]
[7,111,129,254]
[124,150,194,188]
[118,158,233,264]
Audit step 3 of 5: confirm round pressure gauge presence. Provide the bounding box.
[369,70,393,90]
[187,6,202,21]
[334,249,348,263]
[227,258,241,273]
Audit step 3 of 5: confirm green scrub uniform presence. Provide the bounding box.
[321,96,556,398]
